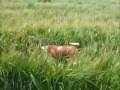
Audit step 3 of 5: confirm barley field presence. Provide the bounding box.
[0,0,120,90]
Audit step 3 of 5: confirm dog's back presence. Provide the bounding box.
[41,42,79,58]
[47,45,78,58]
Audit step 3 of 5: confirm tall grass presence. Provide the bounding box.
[0,0,120,90]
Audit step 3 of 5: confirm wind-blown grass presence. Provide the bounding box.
[0,0,120,90]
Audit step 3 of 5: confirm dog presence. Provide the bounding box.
[41,42,79,59]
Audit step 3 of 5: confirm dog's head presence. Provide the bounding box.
[41,45,48,51]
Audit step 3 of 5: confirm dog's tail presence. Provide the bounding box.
[69,42,79,46]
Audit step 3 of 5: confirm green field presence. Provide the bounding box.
[0,0,120,90]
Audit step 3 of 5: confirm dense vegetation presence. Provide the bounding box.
[0,0,120,90]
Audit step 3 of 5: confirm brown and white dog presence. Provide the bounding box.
[41,43,79,59]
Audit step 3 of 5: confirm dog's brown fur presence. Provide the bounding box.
[47,45,78,58]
